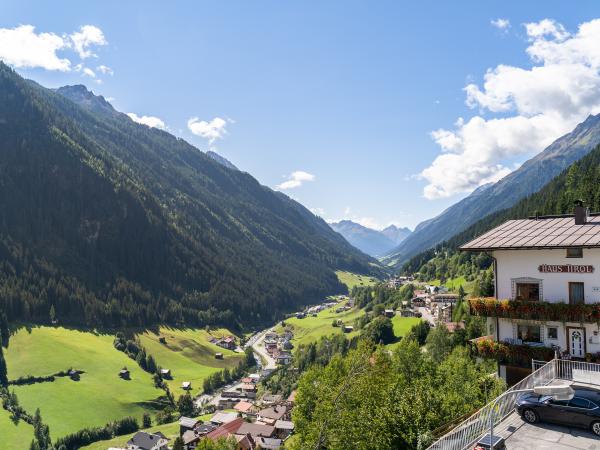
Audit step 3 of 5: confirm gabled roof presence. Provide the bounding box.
[255,437,282,449]
[126,431,168,450]
[460,216,600,251]
[235,422,275,438]
[206,417,245,440]
[210,411,239,425]
[258,405,287,421]
[274,420,294,430]
[179,416,199,428]
[234,400,254,413]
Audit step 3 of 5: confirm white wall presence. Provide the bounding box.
[494,248,600,303]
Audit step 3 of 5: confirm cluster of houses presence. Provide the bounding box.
[411,287,464,332]
[125,390,297,450]
[263,331,293,366]
[386,275,414,289]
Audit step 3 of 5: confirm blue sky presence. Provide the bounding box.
[2,1,600,229]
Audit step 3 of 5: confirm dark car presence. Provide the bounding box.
[515,387,600,436]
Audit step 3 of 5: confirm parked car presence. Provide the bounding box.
[515,387,600,436]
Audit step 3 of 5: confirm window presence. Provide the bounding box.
[567,248,583,258]
[516,283,540,301]
[547,327,558,340]
[569,282,585,305]
[517,324,542,343]
[549,399,570,406]
[568,397,592,409]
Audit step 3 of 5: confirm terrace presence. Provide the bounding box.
[427,359,600,450]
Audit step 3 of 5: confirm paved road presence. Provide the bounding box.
[250,328,277,370]
[416,306,436,326]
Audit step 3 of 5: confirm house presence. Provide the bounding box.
[235,422,276,438]
[218,397,241,410]
[275,353,292,365]
[295,312,306,319]
[210,411,239,426]
[274,420,294,439]
[254,437,282,449]
[179,416,200,435]
[205,417,245,441]
[343,325,354,333]
[216,336,236,350]
[182,381,192,390]
[181,429,200,450]
[431,293,459,304]
[383,309,395,318]
[119,368,130,380]
[461,202,600,381]
[257,405,288,423]
[240,383,257,399]
[160,368,171,379]
[215,352,224,359]
[234,400,255,415]
[261,394,283,405]
[126,431,169,450]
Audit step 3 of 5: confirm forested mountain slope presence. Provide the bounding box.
[0,63,377,329]
[385,113,600,268]
[402,143,600,281]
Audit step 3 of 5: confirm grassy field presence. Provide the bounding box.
[336,271,378,290]
[387,315,423,350]
[428,276,472,293]
[0,406,34,450]
[5,326,164,441]
[136,327,244,397]
[276,301,363,347]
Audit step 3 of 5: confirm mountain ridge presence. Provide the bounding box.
[0,64,379,329]
[384,113,600,269]
[329,220,411,257]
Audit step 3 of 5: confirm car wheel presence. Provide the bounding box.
[522,408,538,424]
[591,421,600,436]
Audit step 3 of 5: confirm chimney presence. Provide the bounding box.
[574,200,587,225]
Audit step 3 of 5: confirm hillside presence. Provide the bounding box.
[329,220,411,256]
[0,63,378,330]
[384,113,600,268]
[402,143,600,283]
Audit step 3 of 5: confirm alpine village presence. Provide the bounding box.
[2,4,600,450]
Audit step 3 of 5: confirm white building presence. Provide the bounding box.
[461,204,600,369]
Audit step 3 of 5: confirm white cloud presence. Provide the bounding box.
[0,25,70,71]
[69,25,106,59]
[310,207,325,217]
[127,112,166,129]
[491,18,510,31]
[421,18,600,199]
[97,64,113,75]
[187,117,229,143]
[276,171,315,190]
[0,24,108,73]
[82,67,96,78]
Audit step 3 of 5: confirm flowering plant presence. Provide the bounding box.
[469,298,600,323]
[471,337,555,367]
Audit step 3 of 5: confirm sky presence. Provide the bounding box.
[2,1,600,230]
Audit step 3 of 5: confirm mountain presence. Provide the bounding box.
[329,220,410,257]
[384,113,600,269]
[206,150,238,170]
[0,63,379,329]
[380,224,412,246]
[402,141,600,281]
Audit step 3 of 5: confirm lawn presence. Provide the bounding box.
[5,326,164,440]
[428,276,472,293]
[387,315,423,350]
[276,301,364,347]
[136,327,244,397]
[336,271,378,290]
[0,405,34,449]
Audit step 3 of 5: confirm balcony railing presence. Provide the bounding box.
[469,297,600,323]
[426,358,600,450]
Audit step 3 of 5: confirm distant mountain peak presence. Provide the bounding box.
[206,151,238,171]
[55,84,117,117]
[329,220,411,257]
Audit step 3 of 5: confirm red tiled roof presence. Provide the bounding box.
[206,418,244,440]
[234,401,254,413]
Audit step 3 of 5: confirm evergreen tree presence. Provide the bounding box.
[0,346,8,386]
[146,355,157,374]
[177,393,195,417]
[142,412,152,428]
[0,310,9,348]
[172,437,185,450]
[49,305,56,324]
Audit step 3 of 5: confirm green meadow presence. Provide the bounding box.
[0,405,34,450]
[276,301,363,347]
[5,326,164,440]
[335,271,378,290]
[136,327,244,397]
[387,315,423,350]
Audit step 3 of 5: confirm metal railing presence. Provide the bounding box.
[426,359,600,450]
